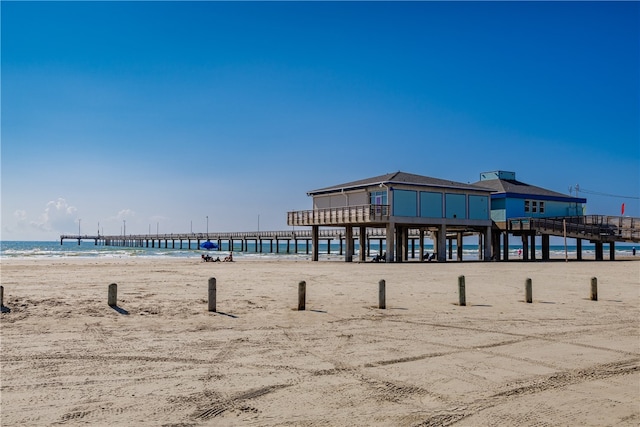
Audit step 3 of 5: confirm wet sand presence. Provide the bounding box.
[1,257,638,426]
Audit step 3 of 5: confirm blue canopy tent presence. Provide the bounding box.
[200,240,218,250]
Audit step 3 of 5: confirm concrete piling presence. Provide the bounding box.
[379,279,386,309]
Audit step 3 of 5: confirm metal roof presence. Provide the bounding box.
[472,177,586,202]
[308,171,494,195]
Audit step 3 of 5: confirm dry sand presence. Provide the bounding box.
[1,257,638,426]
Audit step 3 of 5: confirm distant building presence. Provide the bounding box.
[288,171,494,262]
[473,171,587,260]
[475,171,586,223]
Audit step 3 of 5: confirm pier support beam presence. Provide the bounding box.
[359,226,366,262]
[456,232,463,261]
[609,242,615,260]
[541,234,550,260]
[484,226,492,261]
[595,242,604,260]
[577,238,582,260]
[530,235,536,260]
[312,226,319,261]
[345,226,354,262]
[503,232,509,261]
[437,225,447,262]
[385,222,395,263]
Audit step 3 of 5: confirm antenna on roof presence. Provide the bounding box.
[568,184,580,197]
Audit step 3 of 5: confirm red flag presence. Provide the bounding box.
[621,203,625,216]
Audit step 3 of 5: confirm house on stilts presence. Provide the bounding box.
[287,171,494,262]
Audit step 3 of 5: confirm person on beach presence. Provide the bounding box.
[223,252,234,262]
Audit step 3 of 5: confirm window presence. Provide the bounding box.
[370,190,387,205]
[525,199,545,214]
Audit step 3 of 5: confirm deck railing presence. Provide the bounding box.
[509,215,640,242]
[288,205,390,226]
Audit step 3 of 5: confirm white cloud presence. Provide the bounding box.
[14,210,27,222]
[110,209,136,221]
[29,198,78,233]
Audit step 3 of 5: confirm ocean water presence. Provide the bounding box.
[0,241,636,261]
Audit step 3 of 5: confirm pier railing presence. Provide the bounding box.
[287,204,390,226]
[509,215,640,242]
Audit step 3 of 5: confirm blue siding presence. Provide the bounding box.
[469,195,489,220]
[420,191,443,218]
[493,195,586,219]
[393,189,418,217]
[445,193,466,219]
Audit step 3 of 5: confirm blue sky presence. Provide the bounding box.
[2,1,639,241]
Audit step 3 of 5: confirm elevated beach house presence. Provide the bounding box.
[287,171,494,262]
[473,171,587,260]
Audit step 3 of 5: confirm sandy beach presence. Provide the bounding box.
[1,257,638,426]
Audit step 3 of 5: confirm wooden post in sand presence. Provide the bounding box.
[458,275,466,306]
[590,277,598,301]
[208,278,217,312]
[379,279,386,309]
[0,285,4,307]
[108,283,117,307]
[298,281,306,311]
[525,278,533,303]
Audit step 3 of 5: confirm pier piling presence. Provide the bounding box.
[108,283,117,307]
[298,281,306,311]
[458,275,466,306]
[378,279,386,309]
[208,278,217,312]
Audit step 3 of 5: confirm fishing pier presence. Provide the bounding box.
[59,228,434,257]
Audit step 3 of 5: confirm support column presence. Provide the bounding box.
[448,237,453,260]
[395,226,402,262]
[503,232,509,261]
[359,226,367,262]
[521,234,529,261]
[595,242,604,261]
[478,232,483,260]
[541,234,550,260]
[385,222,395,262]
[437,225,447,262]
[609,242,615,260]
[311,226,319,261]
[491,231,500,261]
[530,235,536,260]
[484,226,492,261]
[345,226,354,262]
[577,238,582,260]
[419,229,425,262]
[456,232,463,261]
